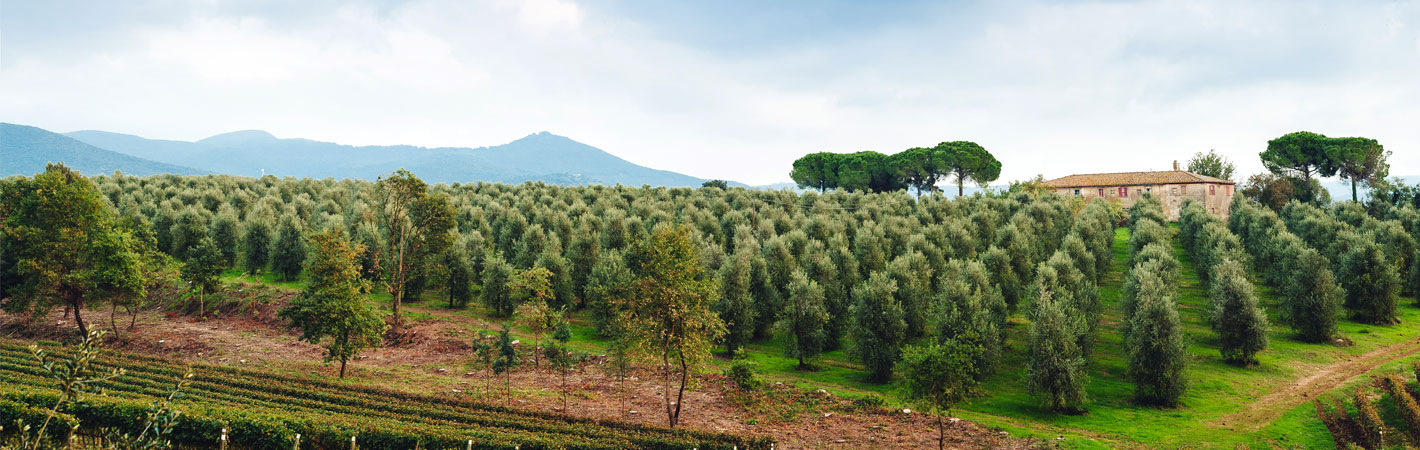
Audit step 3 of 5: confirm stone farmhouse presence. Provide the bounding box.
[1042,162,1236,221]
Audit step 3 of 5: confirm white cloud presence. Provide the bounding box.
[0,0,1416,185]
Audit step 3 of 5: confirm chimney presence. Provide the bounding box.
[1173,160,1180,171]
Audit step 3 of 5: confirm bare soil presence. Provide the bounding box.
[1214,337,1420,432]
[2,303,1038,449]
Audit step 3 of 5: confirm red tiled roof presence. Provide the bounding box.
[1042,170,1234,188]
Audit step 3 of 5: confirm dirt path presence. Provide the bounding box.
[1215,337,1420,431]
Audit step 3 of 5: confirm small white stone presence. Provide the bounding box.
[902,408,912,414]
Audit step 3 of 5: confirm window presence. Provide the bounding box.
[1181,185,1187,194]
[1119,187,1127,197]
[1136,189,1142,197]
[1171,187,1177,195]
[1098,188,1105,197]
[1209,184,1216,195]
[1227,186,1232,196]
[1074,189,1081,197]
[1146,187,1152,194]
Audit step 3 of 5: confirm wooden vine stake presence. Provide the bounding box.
[220,428,229,450]
[293,433,302,450]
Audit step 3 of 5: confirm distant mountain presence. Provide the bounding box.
[0,123,205,177]
[64,127,721,187]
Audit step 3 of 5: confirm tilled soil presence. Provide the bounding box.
[2,305,1036,449]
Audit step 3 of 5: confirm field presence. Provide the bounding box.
[5,169,1420,449]
[161,225,1420,448]
[0,338,770,450]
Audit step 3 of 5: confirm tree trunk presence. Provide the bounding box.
[69,290,88,337]
[390,229,409,331]
[938,414,945,450]
[1352,179,1359,202]
[662,352,674,428]
[339,358,348,379]
[110,303,120,338]
[672,354,688,428]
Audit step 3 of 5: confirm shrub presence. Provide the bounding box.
[1338,239,1401,325]
[1280,246,1342,343]
[1025,288,1088,414]
[724,357,761,391]
[849,272,907,383]
[1209,259,1268,365]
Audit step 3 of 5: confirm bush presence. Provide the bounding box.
[1025,288,1088,414]
[1338,239,1401,325]
[724,357,761,391]
[1279,245,1342,343]
[1209,259,1268,365]
[1126,278,1187,407]
[849,272,907,383]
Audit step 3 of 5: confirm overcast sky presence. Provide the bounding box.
[2,0,1417,185]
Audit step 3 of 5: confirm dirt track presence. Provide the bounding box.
[1215,337,1420,432]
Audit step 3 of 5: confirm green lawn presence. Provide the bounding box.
[221,229,1420,448]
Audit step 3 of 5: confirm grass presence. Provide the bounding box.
[217,229,1420,448]
[704,227,1420,448]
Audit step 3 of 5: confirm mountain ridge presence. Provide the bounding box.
[57,126,730,187]
[0,123,206,178]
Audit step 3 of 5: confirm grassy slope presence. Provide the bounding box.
[220,227,1420,448]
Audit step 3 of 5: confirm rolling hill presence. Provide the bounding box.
[63,127,718,186]
[0,123,205,177]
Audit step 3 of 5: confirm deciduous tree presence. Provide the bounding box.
[278,230,387,378]
[270,216,306,282]
[374,169,457,331]
[899,340,979,450]
[779,269,829,370]
[850,272,907,383]
[181,237,223,317]
[615,226,726,428]
[0,164,145,336]
[1026,289,1088,414]
[1186,149,1236,181]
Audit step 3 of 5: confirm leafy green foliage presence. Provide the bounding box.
[1126,276,1188,407]
[278,230,387,378]
[778,269,829,369]
[898,340,980,450]
[616,226,726,428]
[270,216,306,282]
[0,340,768,450]
[242,221,272,275]
[1338,239,1401,325]
[480,253,515,317]
[849,272,907,383]
[1025,289,1088,414]
[374,169,457,330]
[1209,259,1269,365]
[0,164,145,336]
[716,251,756,356]
[181,237,224,316]
[1186,149,1235,181]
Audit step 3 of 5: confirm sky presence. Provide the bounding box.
[1,0,1417,185]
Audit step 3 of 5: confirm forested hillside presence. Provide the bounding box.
[61,127,714,186]
[0,123,205,177]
